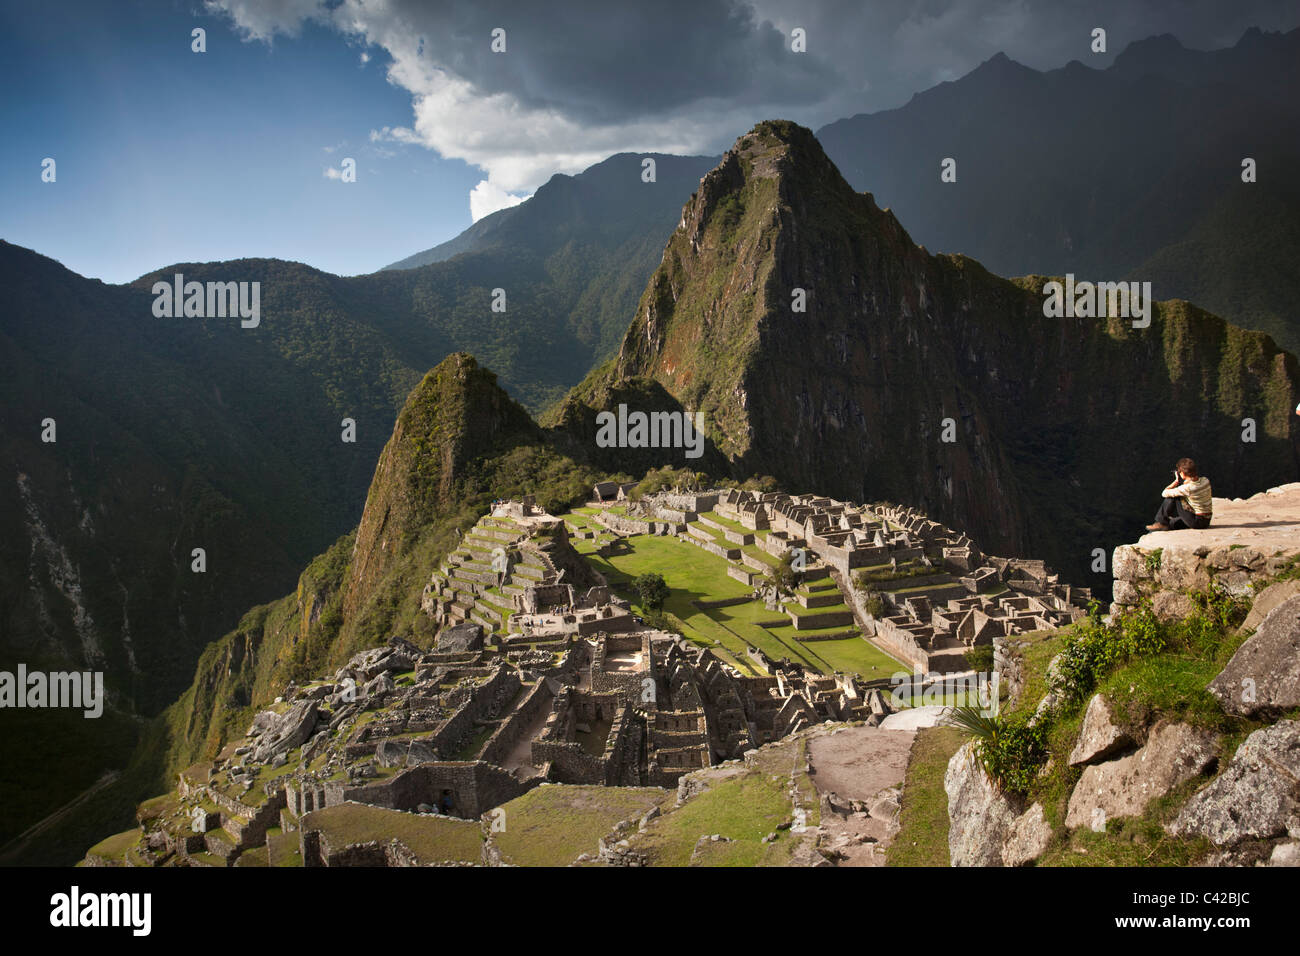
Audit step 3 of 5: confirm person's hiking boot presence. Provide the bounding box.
[1145,522,1169,531]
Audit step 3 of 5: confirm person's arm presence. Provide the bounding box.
[1161,470,1186,497]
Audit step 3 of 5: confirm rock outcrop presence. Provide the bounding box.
[251,701,320,763]
[1065,722,1218,830]
[1208,594,1300,717]
[1168,720,1300,846]
[1112,484,1300,614]
[945,743,1049,866]
[1068,694,1133,767]
[1238,579,1300,634]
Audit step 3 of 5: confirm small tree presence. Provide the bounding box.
[632,572,669,611]
[769,551,801,593]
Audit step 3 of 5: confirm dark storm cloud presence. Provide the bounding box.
[394,0,842,124]
[208,0,1299,215]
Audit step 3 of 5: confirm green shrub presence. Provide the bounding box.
[965,644,995,674]
[769,551,802,593]
[946,706,1048,795]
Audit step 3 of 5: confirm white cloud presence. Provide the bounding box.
[205,0,820,211]
[323,166,344,180]
[469,180,531,221]
[203,0,326,43]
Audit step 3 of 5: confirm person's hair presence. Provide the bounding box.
[1176,457,1198,479]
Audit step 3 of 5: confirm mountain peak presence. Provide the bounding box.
[674,120,867,259]
[1112,32,1188,71]
[344,352,538,616]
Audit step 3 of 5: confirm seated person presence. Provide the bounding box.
[1146,458,1212,531]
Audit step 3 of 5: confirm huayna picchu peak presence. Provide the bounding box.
[558,120,1300,589]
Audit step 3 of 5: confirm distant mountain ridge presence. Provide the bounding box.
[816,27,1300,354]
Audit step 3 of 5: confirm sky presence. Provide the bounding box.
[2,0,1297,284]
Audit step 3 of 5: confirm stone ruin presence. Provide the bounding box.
[122,489,1091,867]
[607,488,1093,673]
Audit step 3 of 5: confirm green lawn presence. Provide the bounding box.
[568,524,903,678]
[491,785,670,866]
[299,804,483,864]
[85,827,141,863]
[888,726,963,866]
[698,510,753,536]
[740,544,782,568]
[628,739,821,866]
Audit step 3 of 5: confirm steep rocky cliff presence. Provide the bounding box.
[560,120,1300,586]
[938,490,1300,867]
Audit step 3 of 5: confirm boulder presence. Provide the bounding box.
[1065,721,1218,830]
[364,671,396,699]
[1068,695,1134,767]
[1239,580,1300,634]
[374,739,410,769]
[1167,720,1300,846]
[301,730,330,767]
[251,701,319,763]
[405,739,439,766]
[245,710,279,738]
[869,787,901,823]
[1157,549,1212,592]
[1208,595,1300,718]
[1268,842,1300,867]
[945,742,1021,866]
[1111,546,1146,583]
[1002,803,1053,867]
[1111,579,1140,606]
[437,622,485,654]
[345,636,419,683]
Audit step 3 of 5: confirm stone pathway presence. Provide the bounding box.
[807,726,916,866]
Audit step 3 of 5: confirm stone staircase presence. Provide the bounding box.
[423,514,565,636]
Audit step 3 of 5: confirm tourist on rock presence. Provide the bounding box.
[1146,458,1212,531]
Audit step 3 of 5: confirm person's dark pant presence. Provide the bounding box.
[1154,497,1211,530]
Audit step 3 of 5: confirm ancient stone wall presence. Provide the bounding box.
[992,635,1026,707]
[1111,543,1297,615]
[480,680,555,766]
[325,761,537,819]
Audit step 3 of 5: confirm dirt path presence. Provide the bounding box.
[808,726,915,867]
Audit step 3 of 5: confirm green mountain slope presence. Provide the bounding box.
[151,354,606,799]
